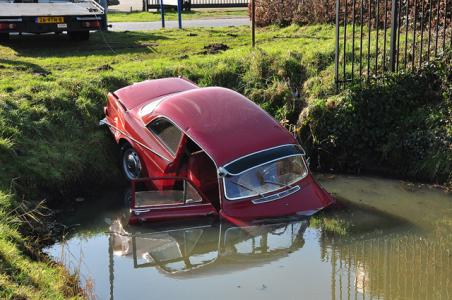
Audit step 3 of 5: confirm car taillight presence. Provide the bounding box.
[81,21,100,29]
[0,23,16,30]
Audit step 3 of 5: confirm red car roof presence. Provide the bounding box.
[149,87,296,167]
[114,78,198,110]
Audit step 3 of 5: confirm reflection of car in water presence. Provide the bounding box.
[109,218,308,275]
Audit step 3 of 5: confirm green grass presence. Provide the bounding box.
[108,9,248,22]
[0,192,83,299]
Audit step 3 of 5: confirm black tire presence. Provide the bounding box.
[68,31,90,41]
[120,144,143,181]
[0,33,10,42]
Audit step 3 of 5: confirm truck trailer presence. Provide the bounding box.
[0,0,106,41]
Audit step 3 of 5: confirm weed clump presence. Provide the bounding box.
[299,51,452,186]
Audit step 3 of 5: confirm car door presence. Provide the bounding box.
[128,117,217,223]
[129,176,218,223]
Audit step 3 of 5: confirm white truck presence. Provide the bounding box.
[0,0,106,41]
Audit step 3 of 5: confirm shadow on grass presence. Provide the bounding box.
[0,58,50,75]
[0,250,41,292]
[0,31,168,58]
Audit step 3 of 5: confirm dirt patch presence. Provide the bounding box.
[32,70,51,77]
[94,64,114,71]
[201,43,229,55]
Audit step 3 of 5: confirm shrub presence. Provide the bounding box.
[251,0,451,28]
[251,0,336,27]
[299,51,452,185]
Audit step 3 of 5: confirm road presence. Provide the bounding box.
[109,18,250,31]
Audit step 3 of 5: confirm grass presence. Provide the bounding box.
[0,192,83,299]
[108,9,248,22]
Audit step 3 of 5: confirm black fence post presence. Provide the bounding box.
[178,0,182,29]
[335,0,340,90]
[335,0,450,89]
[160,0,165,28]
[252,0,256,47]
[389,0,399,72]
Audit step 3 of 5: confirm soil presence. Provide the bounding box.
[201,43,229,54]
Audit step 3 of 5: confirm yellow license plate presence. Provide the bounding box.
[36,17,64,24]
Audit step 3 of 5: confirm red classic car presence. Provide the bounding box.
[100,77,334,224]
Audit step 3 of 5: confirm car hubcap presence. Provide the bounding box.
[123,149,142,180]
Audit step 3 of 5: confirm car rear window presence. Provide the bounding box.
[147,118,182,155]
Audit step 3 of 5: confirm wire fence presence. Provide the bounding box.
[335,0,452,87]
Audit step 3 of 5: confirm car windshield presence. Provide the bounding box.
[223,155,308,200]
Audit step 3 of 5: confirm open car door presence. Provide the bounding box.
[129,177,218,224]
[130,224,219,273]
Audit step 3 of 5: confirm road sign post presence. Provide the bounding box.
[177,0,182,29]
[160,0,165,28]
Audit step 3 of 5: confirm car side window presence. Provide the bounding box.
[147,118,183,156]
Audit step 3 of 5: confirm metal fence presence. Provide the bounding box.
[335,0,452,86]
[144,0,249,10]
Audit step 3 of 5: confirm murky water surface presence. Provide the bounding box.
[45,175,452,300]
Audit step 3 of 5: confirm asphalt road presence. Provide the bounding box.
[109,18,250,31]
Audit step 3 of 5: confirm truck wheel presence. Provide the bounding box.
[0,33,9,42]
[68,31,90,41]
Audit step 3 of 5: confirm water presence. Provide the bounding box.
[45,175,452,300]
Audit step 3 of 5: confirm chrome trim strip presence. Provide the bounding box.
[76,17,102,21]
[131,203,213,215]
[131,208,151,215]
[99,118,171,162]
[222,144,305,170]
[251,185,300,204]
[0,18,22,22]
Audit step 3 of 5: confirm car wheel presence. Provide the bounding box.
[121,145,142,181]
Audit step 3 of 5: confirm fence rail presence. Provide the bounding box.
[145,0,249,10]
[335,0,452,87]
